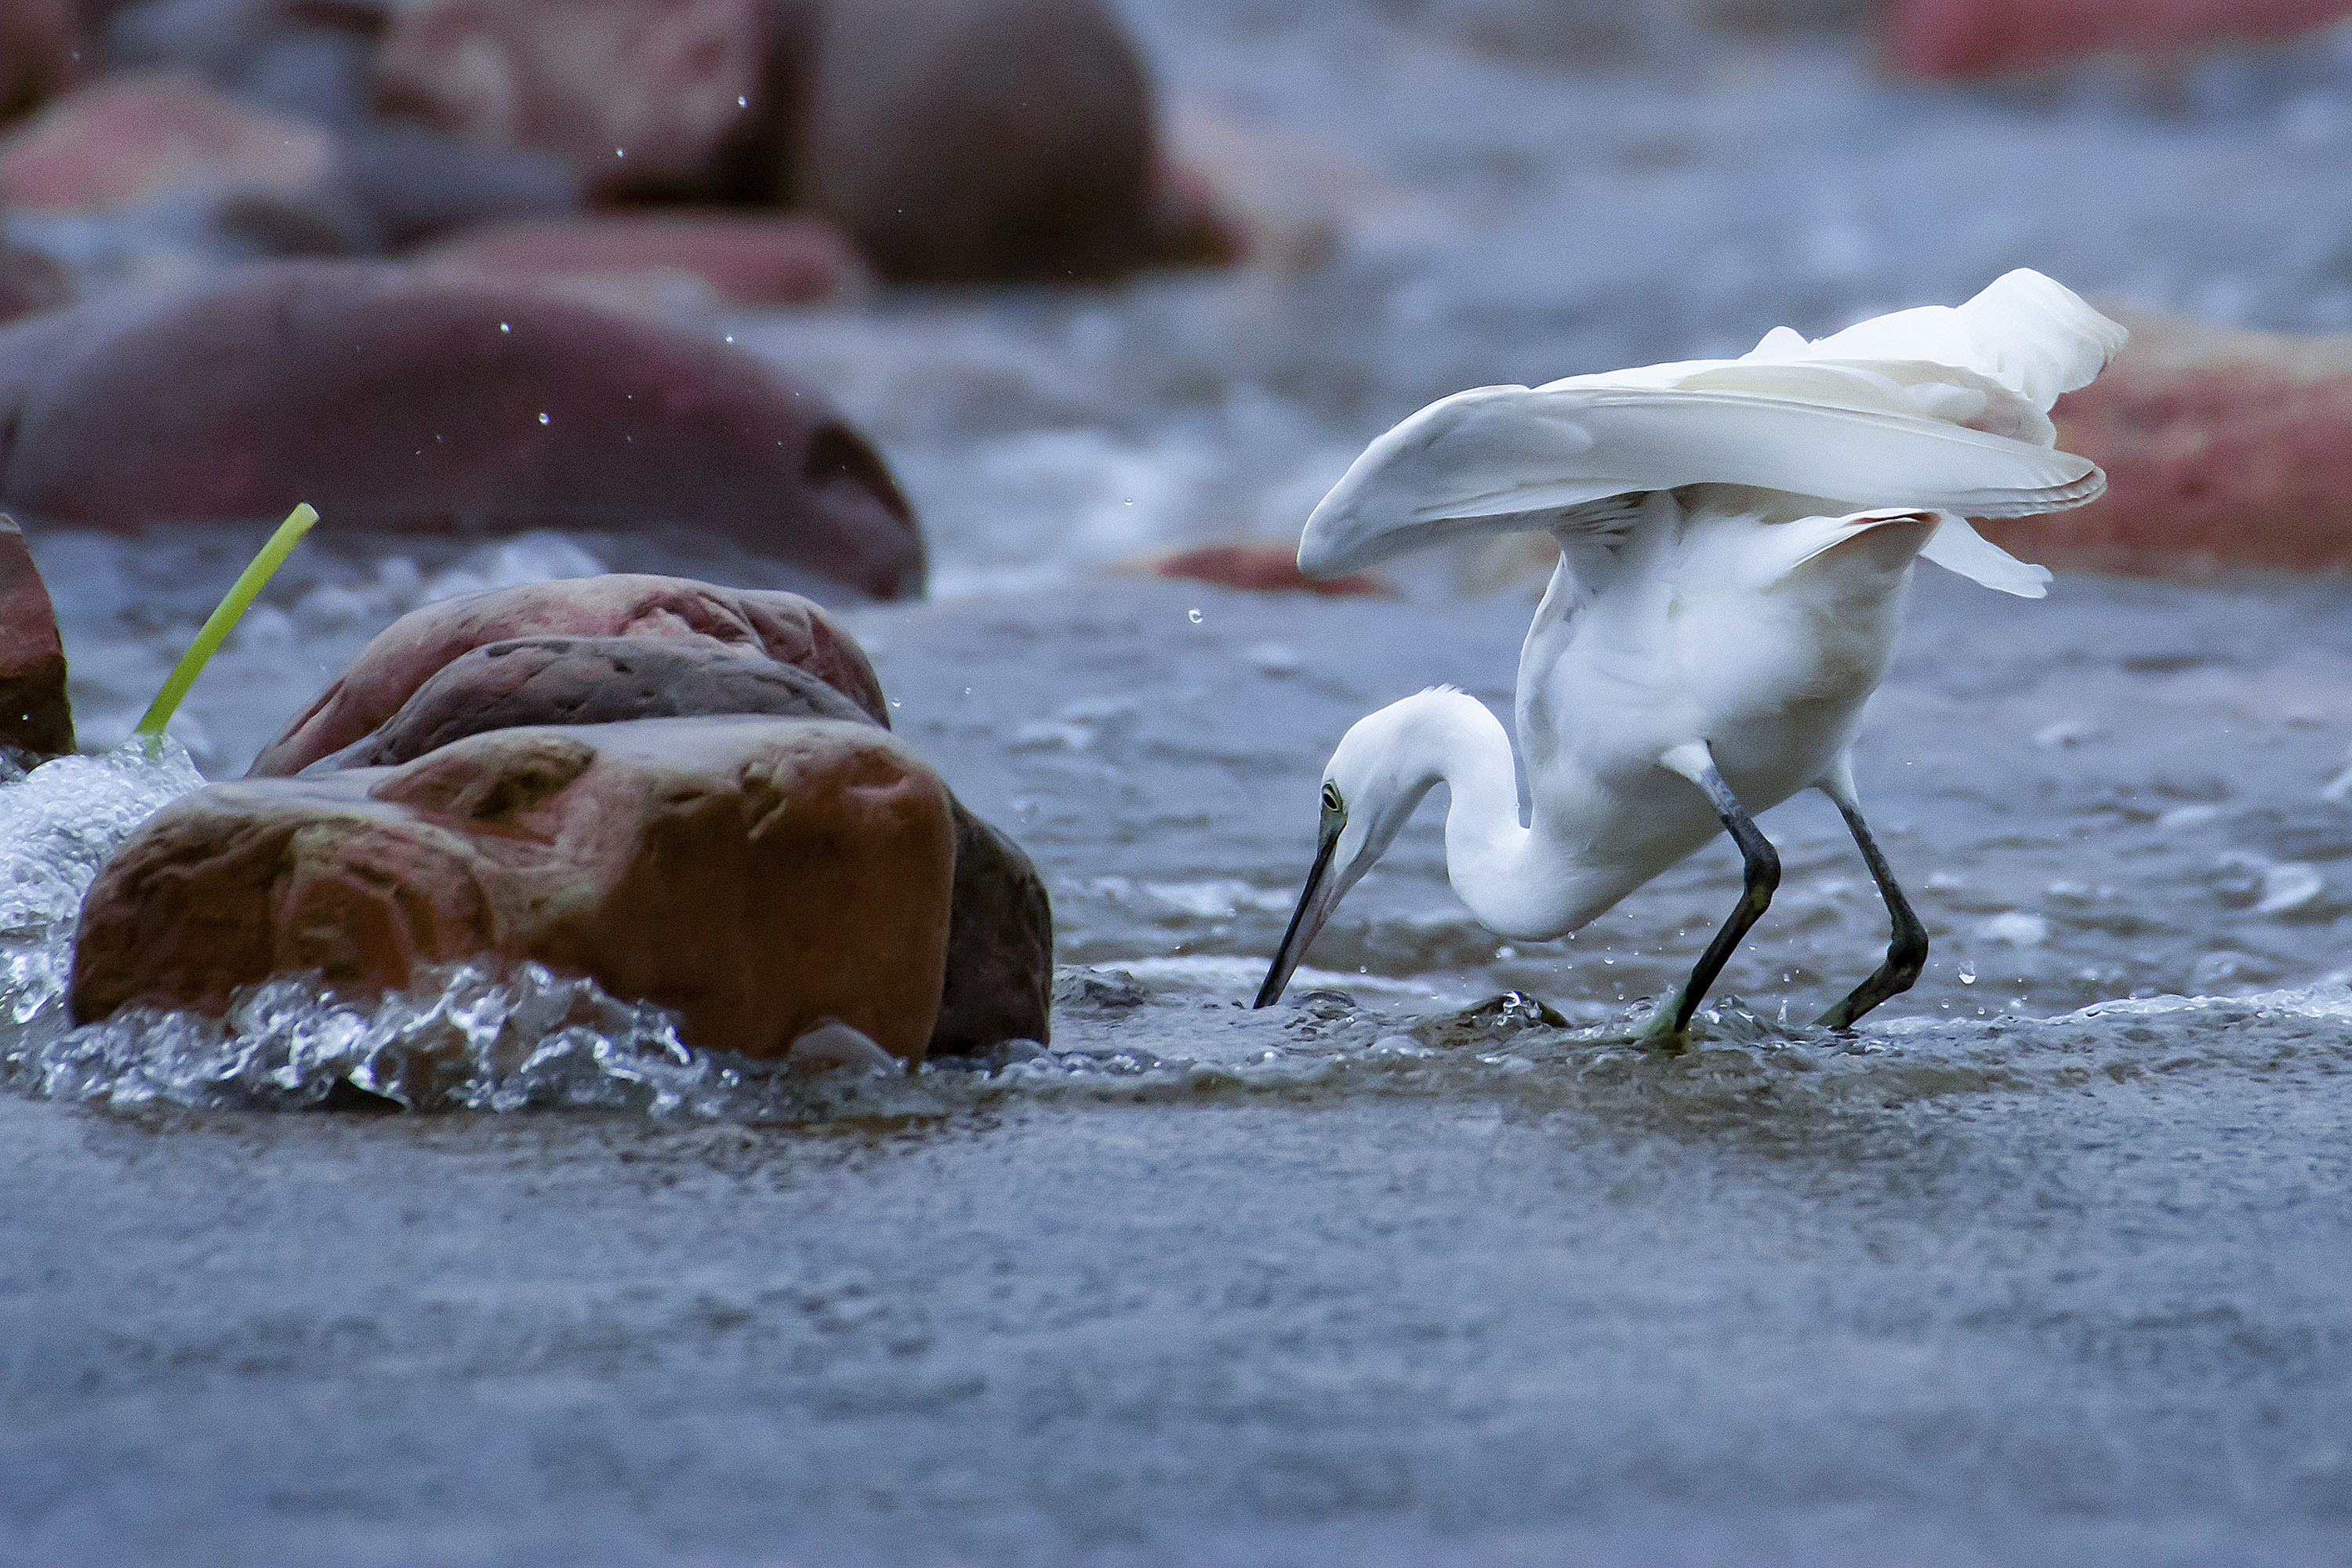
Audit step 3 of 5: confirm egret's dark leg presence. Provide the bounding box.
[1646,744,1780,1044]
[1815,784,1929,1029]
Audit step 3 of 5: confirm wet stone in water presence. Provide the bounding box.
[1051,965,1145,1009]
[1412,989,1571,1049]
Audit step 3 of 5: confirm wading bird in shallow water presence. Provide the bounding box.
[1255,270,2126,1042]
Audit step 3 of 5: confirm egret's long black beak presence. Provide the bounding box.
[1254,821,1343,1008]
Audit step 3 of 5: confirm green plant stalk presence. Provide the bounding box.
[135,503,319,742]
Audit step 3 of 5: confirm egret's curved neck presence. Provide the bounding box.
[1393,694,1576,942]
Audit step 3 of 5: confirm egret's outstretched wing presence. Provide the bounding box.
[1786,267,2129,412]
[1298,382,2103,578]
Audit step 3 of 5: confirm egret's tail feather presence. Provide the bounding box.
[1918,515,2053,598]
[1747,508,1944,588]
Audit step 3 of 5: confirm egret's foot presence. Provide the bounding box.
[1813,999,1864,1032]
[1635,995,1695,1054]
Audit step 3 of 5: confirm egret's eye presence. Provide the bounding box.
[1320,781,1343,815]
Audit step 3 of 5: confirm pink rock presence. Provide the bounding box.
[377,0,766,201]
[1882,0,2352,76]
[71,715,959,1062]
[250,575,890,776]
[0,0,80,125]
[0,261,924,597]
[0,73,332,211]
[1980,311,2352,574]
[0,513,71,758]
[414,210,867,305]
[1149,544,1388,598]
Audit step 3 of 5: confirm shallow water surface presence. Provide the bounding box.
[2,983,2349,1566]
[5,572,2352,1563]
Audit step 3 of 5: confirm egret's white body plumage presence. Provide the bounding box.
[1258,270,2129,1025]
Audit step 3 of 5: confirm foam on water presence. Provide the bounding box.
[0,741,204,1025]
[9,889,2347,1125]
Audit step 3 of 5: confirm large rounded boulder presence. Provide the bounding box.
[247,574,1055,1056]
[72,716,959,1063]
[0,261,924,598]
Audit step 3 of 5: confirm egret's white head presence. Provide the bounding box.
[1254,691,1471,1007]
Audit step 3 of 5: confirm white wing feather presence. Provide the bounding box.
[1298,270,2125,589]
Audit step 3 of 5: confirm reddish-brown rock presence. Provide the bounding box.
[258,610,1055,1055]
[71,715,957,1062]
[1980,311,2352,575]
[1882,0,2352,76]
[328,634,875,767]
[0,262,924,597]
[0,74,331,212]
[415,210,866,305]
[0,513,71,758]
[934,802,1052,1054]
[1148,544,1388,597]
[377,0,767,201]
[0,0,80,126]
[251,575,890,775]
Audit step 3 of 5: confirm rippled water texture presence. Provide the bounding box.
[7,575,2352,1563]
[8,4,2352,1562]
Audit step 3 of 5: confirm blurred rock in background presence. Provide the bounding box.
[1883,0,2352,77]
[376,0,1218,281]
[0,73,333,212]
[412,209,869,307]
[1369,0,1867,65]
[0,0,84,125]
[1984,311,2352,574]
[0,0,1229,289]
[0,262,927,599]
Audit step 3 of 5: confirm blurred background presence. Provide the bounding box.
[0,0,2349,603]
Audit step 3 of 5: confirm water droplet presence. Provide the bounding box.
[537,412,550,425]
[1188,608,1203,624]
[1958,962,1977,985]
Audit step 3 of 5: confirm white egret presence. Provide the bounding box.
[1255,270,2126,1040]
